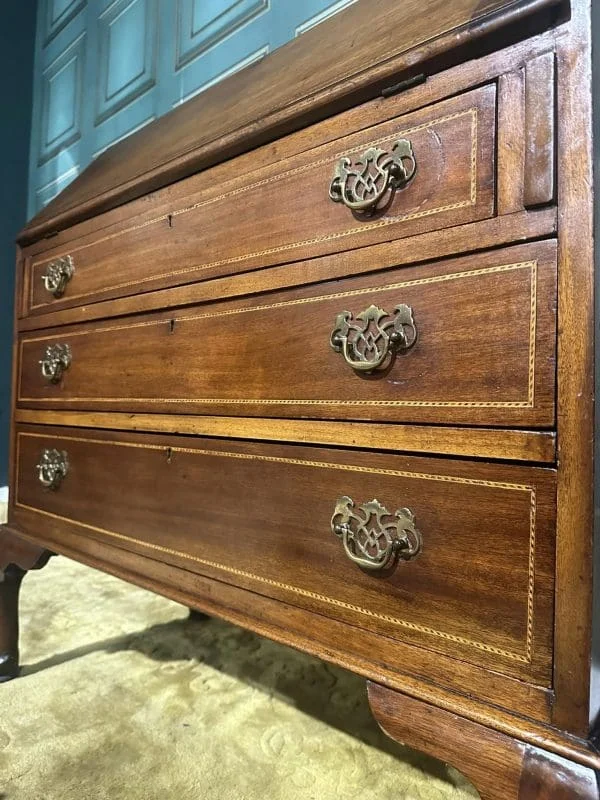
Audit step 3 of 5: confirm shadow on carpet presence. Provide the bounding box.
[0,555,478,799]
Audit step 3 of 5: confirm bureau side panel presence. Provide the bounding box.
[552,0,596,736]
[589,0,600,734]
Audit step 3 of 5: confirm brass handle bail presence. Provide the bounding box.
[39,343,72,383]
[36,449,69,490]
[41,255,74,298]
[329,139,416,213]
[332,496,422,571]
[330,303,417,372]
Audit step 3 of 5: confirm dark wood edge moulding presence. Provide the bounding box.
[12,410,558,463]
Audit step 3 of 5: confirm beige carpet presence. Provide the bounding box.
[0,501,477,799]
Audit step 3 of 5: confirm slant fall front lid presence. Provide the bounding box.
[19,0,564,244]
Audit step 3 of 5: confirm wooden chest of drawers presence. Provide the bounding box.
[18,242,558,426]
[3,1,600,796]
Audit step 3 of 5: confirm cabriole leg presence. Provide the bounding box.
[0,527,52,681]
[0,565,25,681]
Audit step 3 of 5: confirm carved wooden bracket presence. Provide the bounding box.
[0,525,53,573]
[367,682,600,800]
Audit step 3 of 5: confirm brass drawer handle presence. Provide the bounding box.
[39,343,71,383]
[41,255,74,298]
[331,496,422,572]
[330,303,417,372]
[36,449,69,490]
[329,139,416,213]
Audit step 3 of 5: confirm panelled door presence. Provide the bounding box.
[29,0,356,218]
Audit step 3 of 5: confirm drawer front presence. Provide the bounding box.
[14,426,555,684]
[19,241,557,427]
[25,84,495,315]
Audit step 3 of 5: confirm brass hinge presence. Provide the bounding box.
[381,73,426,99]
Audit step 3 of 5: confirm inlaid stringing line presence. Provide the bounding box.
[16,431,537,664]
[14,498,536,664]
[29,108,479,308]
[20,261,538,410]
[528,256,537,406]
[17,431,535,489]
[526,488,536,662]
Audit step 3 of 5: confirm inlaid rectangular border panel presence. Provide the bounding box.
[13,425,556,685]
[175,0,269,70]
[24,82,496,315]
[43,0,86,45]
[17,241,557,428]
[95,0,158,125]
[3,515,555,727]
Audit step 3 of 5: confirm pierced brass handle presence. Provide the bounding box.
[329,139,416,213]
[36,449,69,490]
[41,255,74,298]
[330,303,417,372]
[331,496,422,571]
[39,343,71,383]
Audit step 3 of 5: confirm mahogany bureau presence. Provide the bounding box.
[2,1,600,796]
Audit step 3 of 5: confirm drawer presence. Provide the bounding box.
[24,83,496,315]
[18,241,557,428]
[13,426,555,684]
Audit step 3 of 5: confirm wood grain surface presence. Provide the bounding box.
[18,241,557,428]
[14,424,556,684]
[7,1,600,795]
[551,0,596,736]
[26,85,496,315]
[368,683,600,799]
[17,209,558,331]
[523,51,556,207]
[13,410,557,463]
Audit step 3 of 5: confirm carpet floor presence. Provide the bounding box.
[0,503,477,799]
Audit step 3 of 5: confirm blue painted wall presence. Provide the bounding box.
[0,4,37,487]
